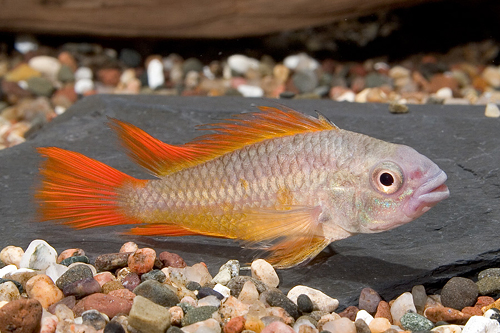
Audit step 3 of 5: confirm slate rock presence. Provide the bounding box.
[1,95,499,309]
[182,305,219,326]
[262,289,299,319]
[56,264,93,289]
[133,279,180,307]
[0,298,42,333]
[441,277,479,310]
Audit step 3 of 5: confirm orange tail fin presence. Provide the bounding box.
[36,147,147,229]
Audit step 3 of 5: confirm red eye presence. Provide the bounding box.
[371,162,404,195]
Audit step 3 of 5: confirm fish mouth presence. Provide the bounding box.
[405,170,450,218]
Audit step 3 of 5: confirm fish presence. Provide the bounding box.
[36,106,450,268]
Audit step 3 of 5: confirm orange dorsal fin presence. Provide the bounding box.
[109,106,338,177]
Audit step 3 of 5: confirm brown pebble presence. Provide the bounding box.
[424,306,471,324]
[97,68,121,86]
[48,296,76,314]
[0,298,42,333]
[462,306,483,316]
[338,305,359,321]
[94,272,116,287]
[128,248,156,274]
[94,252,131,271]
[51,84,78,108]
[359,287,382,314]
[57,248,85,263]
[159,251,187,268]
[427,73,459,94]
[224,316,246,333]
[73,293,133,318]
[102,280,125,293]
[122,272,141,291]
[109,288,137,302]
[58,51,78,72]
[374,300,393,323]
[476,295,495,308]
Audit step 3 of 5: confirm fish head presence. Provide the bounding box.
[352,144,449,233]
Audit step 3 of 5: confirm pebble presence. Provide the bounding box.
[237,84,264,97]
[59,255,89,266]
[219,296,250,319]
[0,246,24,267]
[141,269,167,283]
[160,251,187,268]
[73,293,133,318]
[462,315,500,333]
[412,284,427,314]
[424,306,471,324]
[104,321,126,333]
[14,35,39,54]
[25,274,64,308]
[283,53,319,72]
[0,264,17,278]
[263,289,299,319]
[74,78,95,94]
[63,276,102,298]
[147,58,165,89]
[479,268,500,280]
[28,56,62,79]
[400,312,434,331]
[390,291,417,326]
[0,280,21,302]
[251,259,279,288]
[322,317,356,333]
[128,248,156,274]
[74,66,93,80]
[212,260,240,286]
[441,277,479,310]
[287,285,339,313]
[128,295,171,333]
[57,248,85,263]
[133,279,180,307]
[5,63,42,82]
[368,317,392,333]
[95,252,131,271]
[56,264,93,289]
[227,55,260,74]
[292,71,319,94]
[198,287,224,300]
[19,239,58,270]
[183,318,222,333]
[297,294,314,313]
[261,320,295,333]
[0,298,43,333]
[82,309,109,330]
[485,103,500,118]
[182,306,219,326]
[224,316,246,333]
[358,287,382,314]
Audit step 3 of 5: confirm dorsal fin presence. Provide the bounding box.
[109,106,338,177]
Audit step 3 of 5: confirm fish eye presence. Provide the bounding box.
[370,162,404,195]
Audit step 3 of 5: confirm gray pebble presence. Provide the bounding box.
[133,279,179,307]
[263,289,299,319]
[140,269,166,283]
[27,77,54,97]
[440,277,478,310]
[167,326,184,333]
[94,252,131,271]
[57,65,75,83]
[182,306,218,326]
[412,285,427,314]
[186,281,201,291]
[297,294,314,313]
[292,70,318,93]
[60,255,89,266]
[119,48,142,68]
[56,265,93,290]
[182,58,204,74]
[227,276,268,298]
[479,268,500,280]
[477,276,500,295]
[355,319,371,333]
[82,309,108,330]
[103,322,125,333]
[400,312,434,332]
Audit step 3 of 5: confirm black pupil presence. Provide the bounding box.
[380,173,394,186]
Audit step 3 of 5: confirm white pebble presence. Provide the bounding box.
[251,259,279,288]
[287,285,339,313]
[75,67,93,80]
[355,309,374,325]
[283,53,319,71]
[0,245,24,267]
[236,84,264,98]
[74,78,95,95]
[435,87,453,99]
[181,318,221,333]
[147,59,165,89]
[227,54,259,74]
[197,295,221,307]
[28,56,62,79]
[430,324,462,333]
[462,315,500,333]
[390,292,417,326]
[213,283,230,299]
[45,263,69,283]
[485,103,500,118]
[336,91,356,102]
[54,106,66,115]
[19,239,58,270]
[0,281,21,302]
[14,35,39,54]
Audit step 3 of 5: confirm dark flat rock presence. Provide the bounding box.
[1,95,499,308]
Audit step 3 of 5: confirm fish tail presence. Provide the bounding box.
[36,147,147,229]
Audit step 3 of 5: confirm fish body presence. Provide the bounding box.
[37,106,449,268]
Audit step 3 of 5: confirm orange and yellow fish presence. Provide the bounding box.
[36,106,449,268]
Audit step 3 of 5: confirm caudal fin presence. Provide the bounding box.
[36,147,146,229]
